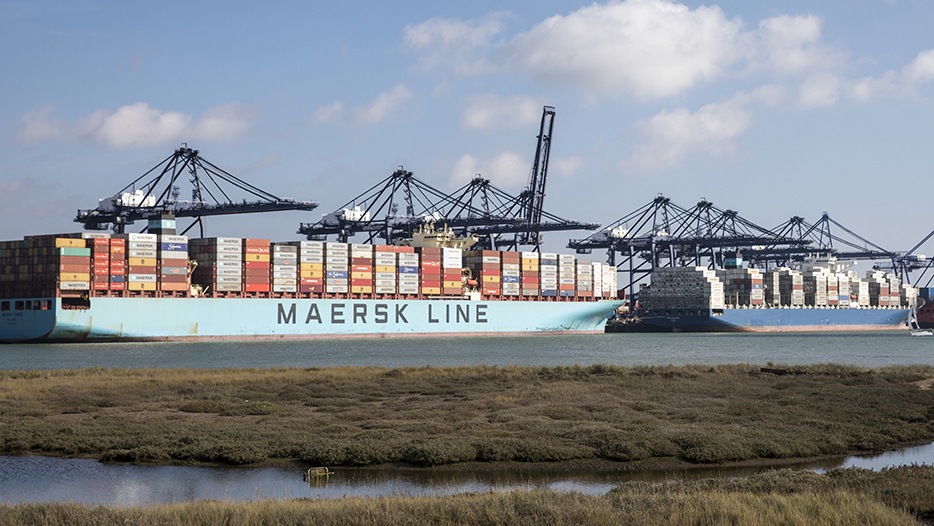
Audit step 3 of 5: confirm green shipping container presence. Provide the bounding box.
[57,247,92,257]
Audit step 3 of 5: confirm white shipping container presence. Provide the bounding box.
[274,271,297,279]
[59,281,90,290]
[273,285,297,293]
[161,235,189,244]
[273,278,297,286]
[216,276,241,284]
[129,250,157,258]
[128,274,157,282]
[159,250,188,260]
[375,272,397,279]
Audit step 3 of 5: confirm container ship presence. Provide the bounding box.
[634,256,912,332]
[0,222,622,342]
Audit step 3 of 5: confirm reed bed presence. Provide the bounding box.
[1,364,932,467]
[2,466,933,526]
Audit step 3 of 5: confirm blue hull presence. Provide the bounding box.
[638,307,909,332]
[1,297,624,342]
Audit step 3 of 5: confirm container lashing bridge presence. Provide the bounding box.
[74,145,318,236]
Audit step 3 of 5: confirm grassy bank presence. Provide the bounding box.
[2,466,934,525]
[1,364,932,467]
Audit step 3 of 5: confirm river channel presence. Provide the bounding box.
[1,331,932,506]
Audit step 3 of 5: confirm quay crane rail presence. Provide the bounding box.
[75,145,318,236]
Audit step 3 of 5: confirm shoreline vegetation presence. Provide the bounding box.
[2,467,934,525]
[2,364,934,524]
[1,364,932,468]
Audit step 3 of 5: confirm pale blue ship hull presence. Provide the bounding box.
[1,297,624,342]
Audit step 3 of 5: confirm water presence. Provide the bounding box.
[1,332,932,506]
[1,332,932,371]
[2,443,933,506]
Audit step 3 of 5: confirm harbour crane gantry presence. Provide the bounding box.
[297,106,599,249]
[74,145,318,236]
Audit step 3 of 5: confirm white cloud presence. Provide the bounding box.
[624,89,779,171]
[14,104,63,145]
[503,0,747,99]
[849,49,934,102]
[15,102,256,149]
[798,73,845,108]
[461,94,546,130]
[353,84,413,124]
[449,152,529,188]
[308,101,344,124]
[755,14,842,76]
[403,14,507,75]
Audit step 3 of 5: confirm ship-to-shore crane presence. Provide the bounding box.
[75,145,318,236]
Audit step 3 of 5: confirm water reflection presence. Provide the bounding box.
[2,442,932,507]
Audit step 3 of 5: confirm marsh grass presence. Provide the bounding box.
[1,364,932,467]
[2,466,933,525]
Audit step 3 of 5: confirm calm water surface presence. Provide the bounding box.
[1,331,932,370]
[2,444,933,506]
[1,332,931,506]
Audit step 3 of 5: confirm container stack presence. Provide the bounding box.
[397,247,419,295]
[190,237,243,293]
[826,275,839,307]
[442,247,463,295]
[763,270,782,306]
[465,250,500,296]
[272,243,298,293]
[293,241,324,294]
[835,274,851,307]
[901,283,917,308]
[576,259,593,298]
[147,214,176,235]
[89,237,111,292]
[866,270,889,307]
[242,239,270,293]
[417,247,442,295]
[602,265,618,299]
[351,243,374,294]
[715,268,763,306]
[642,267,722,311]
[109,237,126,291]
[325,242,349,295]
[501,251,520,297]
[777,269,804,306]
[540,252,558,297]
[591,262,604,298]
[558,254,576,298]
[57,238,91,293]
[803,269,829,307]
[888,274,901,308]
[374,245,397,295]
[158,235,188,293]
[521,252,540,297]
[123,233,158,292]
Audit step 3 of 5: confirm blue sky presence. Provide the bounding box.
[3,0,933,259]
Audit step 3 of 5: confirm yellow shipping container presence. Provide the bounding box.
[128,257,157,266]
[300,269,324,278]
[59,272,91,281]
[129,282,157,291]
[374,265,396,273]
[420,287,441,294]
[351,271,372,279]
[443,280,462,288]
[55,238,85,248]
[481,275,501,283]
[521,263,539,271]
[351,286,373,294]
[301,263,323,271]
[244,253,270,262]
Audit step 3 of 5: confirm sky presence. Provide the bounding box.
[3,0,934,262]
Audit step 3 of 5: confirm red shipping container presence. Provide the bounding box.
[443,269,461,278]
[93,267,109,275]
[351,257,373,265]
[351,279,373,286]
[93,245,109,253]
[59,264,90,273]
[109,266,126,275]
[90,238,110,246]
[244,246,270,254]
[420,279,442,286]
[59,255,90,265]
[110,282,126,291]
[420,266,441,275]
[92,281,110,290]
[243,239,269,247]
[352,265,373,272]
[92,259,110,268]
[442,287,462,295]
[521,276,540,284]
[559,284,574,290]
[244,269,269,278]
[160,275,187,283]
[301,278,323,285]
[421,260,441,268]
[374,245,395,253]
[110,238,126,246]
[243,260,268,269]
[480,269,501,276]
[128,266,156,274]
[301,285,324,293]
[395,246,415,253]
[482,288,500,295]
[244,276,269,284]
[245,283,270,292]
[473,250,500,257]
[417,247,442,255]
